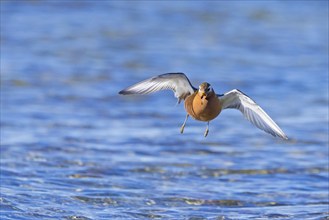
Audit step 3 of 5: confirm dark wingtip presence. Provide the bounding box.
[119,89,135,95]
[276,133,288,140]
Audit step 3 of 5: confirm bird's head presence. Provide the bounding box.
[198,82,214,99]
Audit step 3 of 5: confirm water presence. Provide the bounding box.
[1,1,328,219]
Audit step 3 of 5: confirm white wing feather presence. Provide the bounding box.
[219,89,287,139]
[119,73,196,103]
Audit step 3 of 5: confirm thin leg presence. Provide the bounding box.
[204,121,210,137]
[180,114,189,134]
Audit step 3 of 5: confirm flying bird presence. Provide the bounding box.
[119,73,287,139]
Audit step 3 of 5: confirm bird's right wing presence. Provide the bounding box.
[119,73,196,103]
[218,89,288,139]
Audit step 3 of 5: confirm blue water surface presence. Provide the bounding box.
[1,1,328,219]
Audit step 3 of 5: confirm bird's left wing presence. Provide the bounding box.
[218,89,288,139]
[119,73,196,103]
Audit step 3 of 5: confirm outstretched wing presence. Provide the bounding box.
[119,73,196,103]
[218,89,288,139]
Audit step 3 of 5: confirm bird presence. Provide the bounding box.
[119,73,287,139]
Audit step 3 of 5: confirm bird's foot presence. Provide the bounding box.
[180,114,189,134]
[204,121,210,137]
[204,128,209,137]
[180,125,185,134]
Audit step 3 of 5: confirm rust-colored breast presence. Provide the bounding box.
[184,91,222,122]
